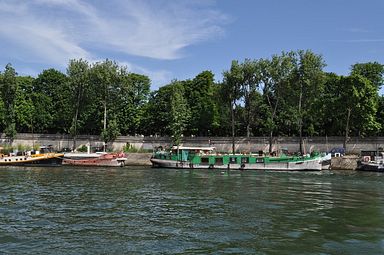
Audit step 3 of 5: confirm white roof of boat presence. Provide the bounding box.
[171,146,216,151]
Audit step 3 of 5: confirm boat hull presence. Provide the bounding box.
[357,162,384,172]
[0,153,64,166]
[62,153,127,167]
[150,158,322,171]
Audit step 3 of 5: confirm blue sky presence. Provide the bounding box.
[0,0,383,92]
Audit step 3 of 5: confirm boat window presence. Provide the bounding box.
[256,158,264,163]
[229,157,237,164]
[215,157,223,165]
[241,157,249,163]
[201,157,209,165]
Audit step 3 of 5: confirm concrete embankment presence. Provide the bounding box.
[330,155,359,170]
[125,153,152,166]
[5,133,384,155]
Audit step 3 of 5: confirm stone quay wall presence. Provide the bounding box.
[1,133,384,154]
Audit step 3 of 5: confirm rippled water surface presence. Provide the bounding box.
[1,167,384,254]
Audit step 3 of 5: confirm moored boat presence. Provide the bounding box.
[63,152,127,167]
[357,152,384,172]
[151,146,323,171]
[0,146,64,166]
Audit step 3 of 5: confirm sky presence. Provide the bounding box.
[0,0,383,92]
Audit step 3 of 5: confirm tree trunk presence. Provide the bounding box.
[231,101,235,155]
[298,83,303,155]
[269,130,273,154]
[343,108,352,150]
[103,100,107,152]
[72,102,79,151]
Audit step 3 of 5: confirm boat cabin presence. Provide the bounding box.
[170,146,216,161]
[361,150,384,161]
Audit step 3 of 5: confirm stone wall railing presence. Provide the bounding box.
[1,133,384,154]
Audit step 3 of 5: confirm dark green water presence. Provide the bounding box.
[1,167,384,254]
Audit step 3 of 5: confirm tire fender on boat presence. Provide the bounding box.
[363,156,370,162]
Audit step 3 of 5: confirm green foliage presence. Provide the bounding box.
[169,81,190,145]
[101,117,120,144]
[0,144,13,155]
[183,71,220,136]
[0,64,18,141]
[77,144,88,152]
[67,59,92,137]
[15,76,34,133]
[377,96,384,135]
[0,55,383,141]
[32,68,68,133]
[340,74,380,136]
[351,62,384,89]
[117,72,150,135]
[122,143,151,153]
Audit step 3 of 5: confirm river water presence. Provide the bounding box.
[1,166,384,254]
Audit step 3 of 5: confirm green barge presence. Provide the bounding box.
[151,146,323,171]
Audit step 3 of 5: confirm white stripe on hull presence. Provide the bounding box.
[150,158,322,171]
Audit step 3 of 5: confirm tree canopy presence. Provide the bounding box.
[0,51,383,149]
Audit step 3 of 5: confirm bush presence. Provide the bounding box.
[122,143,151,153]
[78,145,88,152]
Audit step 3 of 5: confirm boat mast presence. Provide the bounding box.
[103,99,107,152]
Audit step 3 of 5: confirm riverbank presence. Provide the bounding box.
[3,133,384,155]
[125,153,152,166]
[330,155,359,170]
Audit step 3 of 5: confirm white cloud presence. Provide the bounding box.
[0,0,90,67]
[0,0,228,83]
[0,0,228,61]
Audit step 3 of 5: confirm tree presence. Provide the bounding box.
[0,64,18,141]
[141,86,173,136]
[67,59,92,149]
[15,76,34,133]
[339,75,380,149]
[91,60,120,135]
[101,117,120,150]
[287,50,325,154]
[184,71,219,136]
[117,72,151,135]
[257,52,296,153]
[320,73,343,136]
[377,96,384,136]
[32,68,68,133]
[351,62,384,90]
[240,59,258,137]
[169,81,190,146]
[223,61,243,154]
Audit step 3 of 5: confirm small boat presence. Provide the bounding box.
[63,152,127,167]
[0,146,64,166]
[150,146,323,171]
[320,153,332,169]
[357,152,384,172]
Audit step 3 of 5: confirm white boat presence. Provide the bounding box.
[63,152,127,167]
[357,153,384,172]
